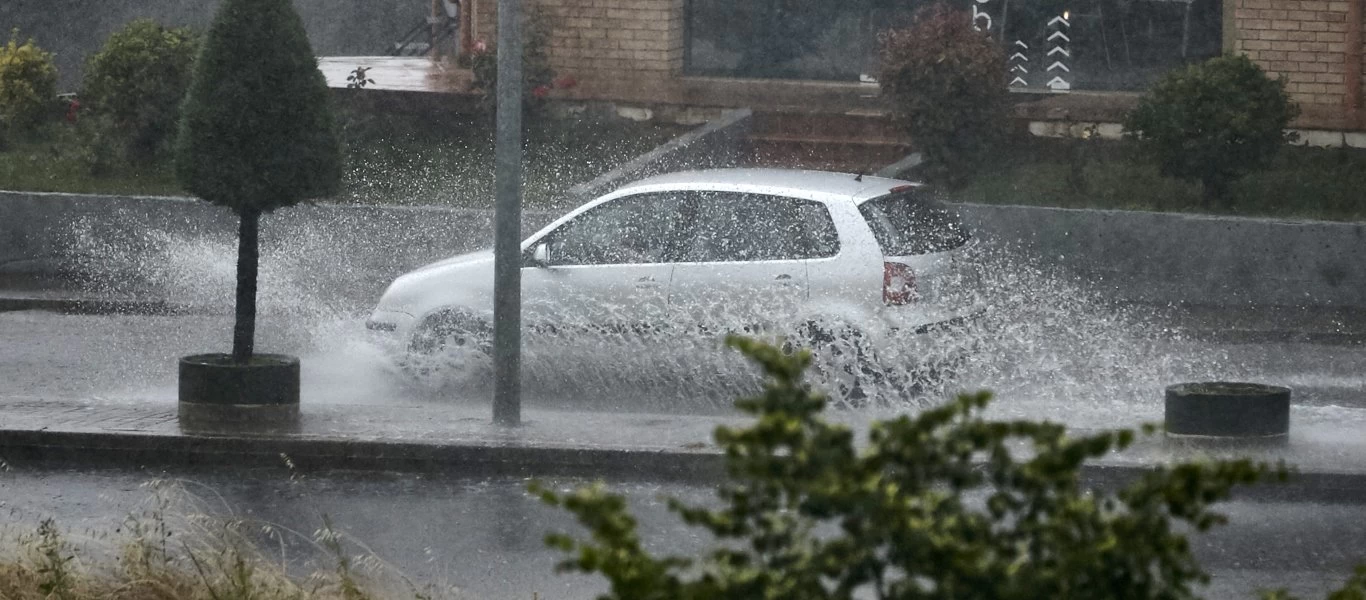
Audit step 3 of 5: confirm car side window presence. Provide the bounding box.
[681,192,839,262]
[544,193,682,266]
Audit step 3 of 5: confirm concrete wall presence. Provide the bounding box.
[957,203,1366,307]
[3,191,1365,308]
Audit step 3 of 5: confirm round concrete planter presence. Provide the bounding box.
[1165,382,1290,443]
[179,353,300,432]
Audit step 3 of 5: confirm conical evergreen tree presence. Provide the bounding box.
[176,0,342,362]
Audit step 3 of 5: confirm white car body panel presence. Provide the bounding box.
[368,168,978,354]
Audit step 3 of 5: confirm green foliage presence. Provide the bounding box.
[175,0,342,215]
[535,335,1311,599]
[466,6,557,116]
[1125,54,1299,206]
[0,31,58,135]
[879,3,1008,189]
[82,19,200,164]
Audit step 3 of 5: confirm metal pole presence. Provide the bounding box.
[492,0,523,426]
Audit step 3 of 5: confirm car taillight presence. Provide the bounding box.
[883,261,918,305]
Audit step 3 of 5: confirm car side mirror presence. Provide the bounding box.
[529,243,551,267]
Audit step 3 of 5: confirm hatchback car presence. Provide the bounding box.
[367,168,980,396]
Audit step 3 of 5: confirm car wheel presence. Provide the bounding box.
[796,322,878,408]
[403,311,493,381]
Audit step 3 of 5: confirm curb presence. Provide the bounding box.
[0,296,199,316]
[3,428,1365,504]
[0,429,727,483]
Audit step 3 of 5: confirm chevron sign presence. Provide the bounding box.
[1046,14,1071,92]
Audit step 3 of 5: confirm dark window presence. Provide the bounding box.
[858,189,970,255]
[680,192,839,262]
[545,193,683,265]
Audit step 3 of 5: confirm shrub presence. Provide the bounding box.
[176,0,342,361]
[879,3,1008,189]
[464,6,558,117]
[82,19,199,163]
[0,30,58,135]
[536,335,1366,599]
[1125,54,1299,207]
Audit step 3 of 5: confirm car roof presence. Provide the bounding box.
[610,168,923,204]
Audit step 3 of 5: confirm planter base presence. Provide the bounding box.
[1165,382,1290,441]
[179,353,300,432]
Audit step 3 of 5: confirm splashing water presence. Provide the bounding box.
[57,210,1365,443]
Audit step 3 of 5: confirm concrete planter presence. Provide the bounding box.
[1164,382,1290,442]
[178,353,300,432]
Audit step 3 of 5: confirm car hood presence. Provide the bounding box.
[410,249,495,274]
[375,249,496,316]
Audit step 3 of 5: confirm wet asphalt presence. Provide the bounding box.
[1,466,1364,600]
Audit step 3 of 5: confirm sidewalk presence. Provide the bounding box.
[3,395,1366,504]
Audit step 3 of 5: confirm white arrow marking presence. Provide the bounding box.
[1014,40,1029,49]
[1047,76,1071,90]
[1048,46,1071,57]
[1010,52,1029,61]
[1010,76,1028,86]
[1048,16,1071,27]
[1047,61,1070,72]
[1048,31,1071,42]
[1011,64,1028,73]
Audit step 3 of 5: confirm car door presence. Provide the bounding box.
[669,191,833,336]
[520,192,680,338]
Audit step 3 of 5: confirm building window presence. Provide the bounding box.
[683,0,1223,92]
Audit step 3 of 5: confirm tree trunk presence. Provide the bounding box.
[232,207,261,363]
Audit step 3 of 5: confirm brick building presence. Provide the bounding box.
[456,0,1364,132]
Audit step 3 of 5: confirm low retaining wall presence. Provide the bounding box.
[957,203,1366,307]
[0,191,556,307]
[2,191,1363,309]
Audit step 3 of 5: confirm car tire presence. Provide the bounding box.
[797,322,878,408]
[402,311,493,380]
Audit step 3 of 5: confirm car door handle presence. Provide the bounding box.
[635,275,660,289]
[774,274,796,285]
[774,274,792,280]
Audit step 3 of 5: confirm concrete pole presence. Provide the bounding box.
[492,0,523,426]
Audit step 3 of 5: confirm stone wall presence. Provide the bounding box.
[471,0,685,99]
[1230,0,1361,113]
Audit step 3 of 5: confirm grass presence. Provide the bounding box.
[0,109,683,211]
[0,481,458,600]
[948,134,1366,222]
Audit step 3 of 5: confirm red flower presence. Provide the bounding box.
[553,75,578,89]
[532,85,550,98]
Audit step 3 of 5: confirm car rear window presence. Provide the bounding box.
[857,188,970,256]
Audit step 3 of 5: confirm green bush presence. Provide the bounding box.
[176,0,342,361]
[0,31,58,135]
[465,6,557,116]
[536,335,1366,599]
[82,19,199,163]
[1125,54,1299,206]
[879,3,1008,189]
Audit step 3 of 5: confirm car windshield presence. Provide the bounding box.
[857,188,970,256]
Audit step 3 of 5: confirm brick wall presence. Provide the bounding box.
[1231,0,1361,116]
[470,0,685,96]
